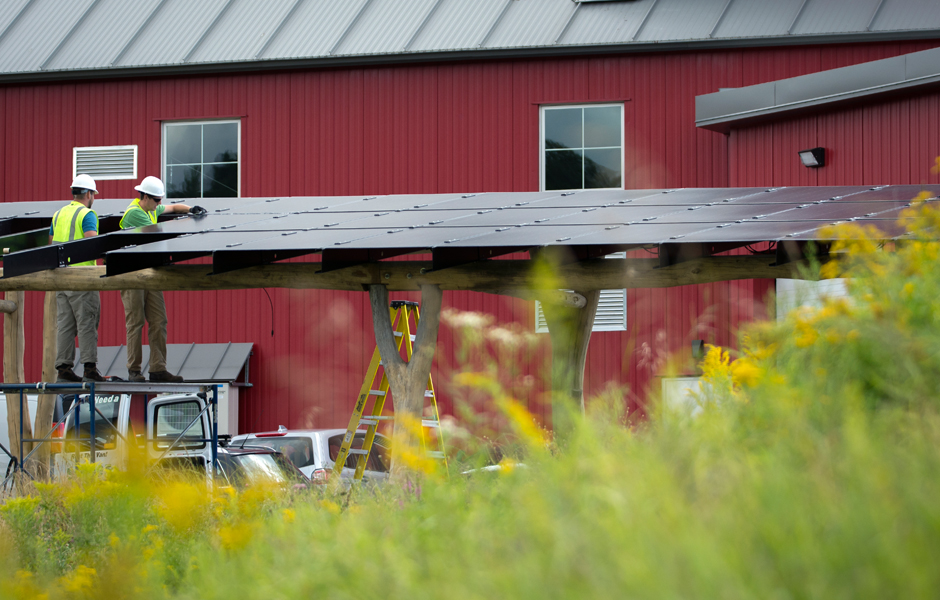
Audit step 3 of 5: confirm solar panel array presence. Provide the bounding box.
[2,185,938,279]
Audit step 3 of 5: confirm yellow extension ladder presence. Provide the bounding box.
[332,300,447,482]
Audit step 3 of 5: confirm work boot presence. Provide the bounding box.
[56,367,82,383]
[127,370,146,383]
[82,363,107,383]
[149,370,184,383]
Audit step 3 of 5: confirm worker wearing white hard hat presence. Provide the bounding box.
[51,174,105,382]
[118,176,205,383]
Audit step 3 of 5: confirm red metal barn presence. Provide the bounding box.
[1,0,939,433]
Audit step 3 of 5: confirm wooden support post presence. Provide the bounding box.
[369,284,443,481]
[32,292,58,480]
[3,290,31,476]
[540,289,601,444]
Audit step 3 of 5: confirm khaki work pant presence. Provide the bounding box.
[55,290,100,369]
[121,289,169,374]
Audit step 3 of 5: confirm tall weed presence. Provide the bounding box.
[2,197,940,598]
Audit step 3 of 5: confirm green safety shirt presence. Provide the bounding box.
[119,199,166,229]
[50,201,98,267]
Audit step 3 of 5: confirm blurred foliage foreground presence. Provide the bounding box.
[4,198,940,599]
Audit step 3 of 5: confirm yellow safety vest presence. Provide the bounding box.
[119,198,158,229]
[51,201,97,267]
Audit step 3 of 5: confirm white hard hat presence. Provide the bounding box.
[70,174,98,193]
[134,176,166,199]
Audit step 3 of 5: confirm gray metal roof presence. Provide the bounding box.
[3,186,938,278]
[70,342,253,381]
[696,46,940,132]
[1,0,939,82]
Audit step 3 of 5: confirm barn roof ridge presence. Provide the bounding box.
[1,0,939,83]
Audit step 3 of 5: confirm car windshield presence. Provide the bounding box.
[243,436,315,469]
[220,453,291,488]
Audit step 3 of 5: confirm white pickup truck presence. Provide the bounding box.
[52,383,221,478]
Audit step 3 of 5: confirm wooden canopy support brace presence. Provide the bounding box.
[540,289,600,443]
[3,290,31,477]
[0,299,17,313]
[369,283,443,481]
[33,292,58,479]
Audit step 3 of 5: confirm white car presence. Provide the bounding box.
[228,428,391,485]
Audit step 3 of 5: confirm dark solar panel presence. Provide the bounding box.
[2,185,938,279]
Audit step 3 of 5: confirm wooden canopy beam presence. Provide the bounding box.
[0,255,822,293]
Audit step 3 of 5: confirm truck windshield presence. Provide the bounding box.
[63,395,122,447]
[153,400,206,450]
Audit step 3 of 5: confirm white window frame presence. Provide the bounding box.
[72,145,138,180]
[539,102,624,192]
[535,252,628,333]
[161,119,241,198]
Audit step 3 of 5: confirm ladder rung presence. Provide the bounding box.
[369,390,386,396]
[424,390,434,397]
[421,419,440,428]
[393,332,403,337]
[348,449,369,455]
[359,419,377,426]
[426,451,445,459]
[371,415,395,421]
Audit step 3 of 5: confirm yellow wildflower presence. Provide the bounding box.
[155,481,206,533]
[699,344,732,383]
[730,358,763,388]
[3,571,48,600]
[498,398,548,449]
[58,565,97,594]
[218,523,254,551]
[820,259,841,279]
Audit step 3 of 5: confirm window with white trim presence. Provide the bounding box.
[537,104,626,330]
[540,103,623,191]
[73,145,137,180]
[535,253,627,333]
[162,120,240,198]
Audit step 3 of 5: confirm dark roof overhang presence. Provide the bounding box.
[696,46,940,133]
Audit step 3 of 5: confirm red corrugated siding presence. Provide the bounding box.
[729,90,940,187]
[2,40,937,431]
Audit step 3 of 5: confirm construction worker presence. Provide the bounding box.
[51,174,106,383]
[119,176,205,383]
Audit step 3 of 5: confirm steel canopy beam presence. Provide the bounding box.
[2,232,178,278]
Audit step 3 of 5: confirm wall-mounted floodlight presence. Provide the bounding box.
[798,147,826,168]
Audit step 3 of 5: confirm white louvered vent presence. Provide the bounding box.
[73,145,137,180]
[535,252,627,333]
